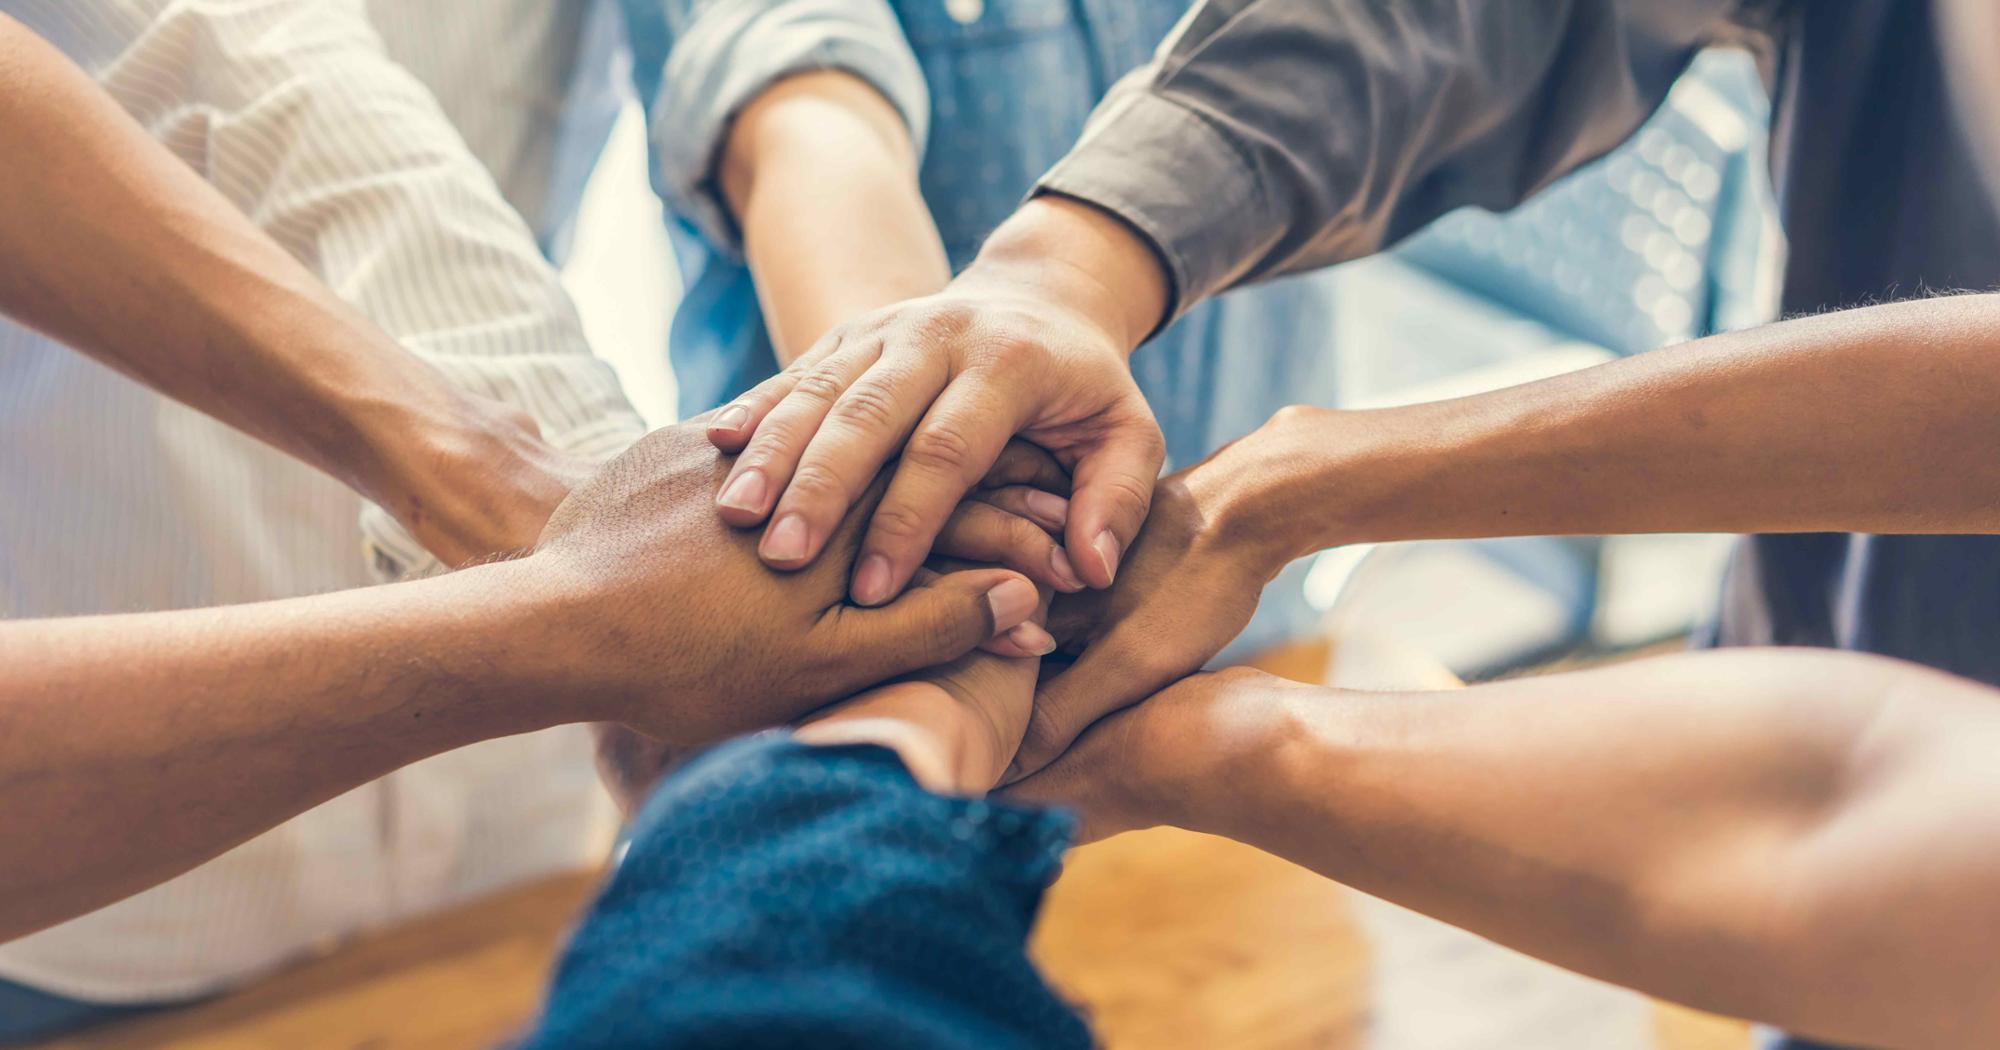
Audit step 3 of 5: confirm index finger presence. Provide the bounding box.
[850,377,1025,606]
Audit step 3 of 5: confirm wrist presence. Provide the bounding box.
[468,556,636,723]
[1204,403,1436,566]
[366,396,581,562]
[1123,670,1300,835]
[386,557,626,734]
[798,681,991,795]
[1181,407,1339,577]
[965,196,1170,356]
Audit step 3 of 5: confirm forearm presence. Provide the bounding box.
[0,14,509,515]
[0,561,592,942]
[1157,651,2000,1047]
[721,71,949,360]
[1221,295,2000,562]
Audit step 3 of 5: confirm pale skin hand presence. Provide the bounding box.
[707,70,1095,648]
[1010,651,2000,1050]
[1018,292,2000,780]
[708,195,1171,608]
[0,421,1041,942]
[0,15,581,565]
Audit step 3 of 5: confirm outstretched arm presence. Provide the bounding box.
[0,422,1041,944]
[1021,291,2000,778]
[1013,649,2000,1050]
[0,14,581,565]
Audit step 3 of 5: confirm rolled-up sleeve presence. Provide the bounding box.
[1037,0,1766,323]
[625,0,930,255]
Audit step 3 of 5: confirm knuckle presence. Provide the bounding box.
[868,500,933,544]
[902,424,978,475]
[784,461,847,505]
[789,368,848,405]
[1005,514,1052,556]
[828,381,902,432]
[1098,471,1157,514]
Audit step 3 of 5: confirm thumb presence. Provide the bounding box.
[1005,634,1153,783]
[816,568,1040,683]
[1063,410,1164,589]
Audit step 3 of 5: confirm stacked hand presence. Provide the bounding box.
[704,197,1172,608]
[676,196,1317,812]
[532,420,1048,746]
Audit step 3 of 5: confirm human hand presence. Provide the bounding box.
[532,421,1041,745]
[596,575,1047,808]
[381,399,595,567]
[707,197,1170,607]
[1003,668,1294,843]
[797,581,1047,795]
[1003,431,1300,782]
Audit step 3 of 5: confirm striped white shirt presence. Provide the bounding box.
[0,0,644,1001]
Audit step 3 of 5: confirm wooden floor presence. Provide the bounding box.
[29,639,1753,1050]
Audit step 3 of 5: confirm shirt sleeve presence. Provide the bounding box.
[21,0,649,577]
[522,732,1090,1050]
[1035,0,1770,324]
[620,0,931,256]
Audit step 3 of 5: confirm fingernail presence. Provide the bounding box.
[717,470,767,514]
[1049,546,1085,591]
[1092,529,1122,583]
[710,404,750,433]
[761,514,810,563]
[1003,622,1058,657]
[1023,490,1069,530]
[984,577,1038,632]
[852,554,893,606]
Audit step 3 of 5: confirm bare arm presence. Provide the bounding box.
[0,562,583,944]
[1015,649,2000,1049]
[0,14,576,564]
[1225,293,2000,554]
[716,70,949,363]
[0,421,1040,944]
[1020,292,2000,776]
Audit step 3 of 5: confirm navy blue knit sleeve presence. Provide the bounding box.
[521,731,1090,1050]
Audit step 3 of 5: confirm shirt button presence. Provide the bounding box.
[945,0,984,25]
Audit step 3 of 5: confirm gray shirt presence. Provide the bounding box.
[1037,0,2000,720]
[1036,0,1778,323]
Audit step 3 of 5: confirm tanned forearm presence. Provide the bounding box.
[1210,295,2000,564]
[0,17,569,561]
[1143,651,2000,1049]
[720,71,951,359]
[0,561,595,943]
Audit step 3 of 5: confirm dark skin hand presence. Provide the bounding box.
[581,432,1073,801]
[600,569,1051,810]
[1009,430,1289,780]
[538,424,1048,745]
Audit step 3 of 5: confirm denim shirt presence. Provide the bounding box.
[617,0,1342,473]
